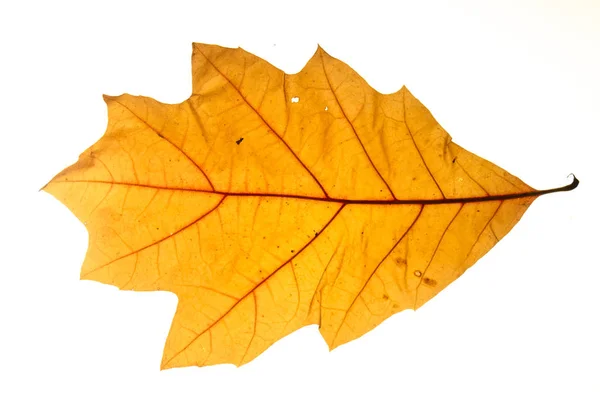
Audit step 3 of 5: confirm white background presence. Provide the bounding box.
[1,0,598,399]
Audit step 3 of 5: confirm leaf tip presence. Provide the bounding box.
[191,41,203,53]
[315,44,330,57]
[192,42,230,57]
[160,353,178,371]
[325,337,340,352]
[102,94,116,103]
[398,85,413,96]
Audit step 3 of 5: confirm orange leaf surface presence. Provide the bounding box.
[43,43,578,369]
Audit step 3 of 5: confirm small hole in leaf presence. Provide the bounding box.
[414,270,422,277]
[324,106,328,111]
[291,96,299,103]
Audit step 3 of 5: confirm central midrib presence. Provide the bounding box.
[54,177,578,205]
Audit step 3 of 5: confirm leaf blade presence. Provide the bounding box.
[43,43,575,369]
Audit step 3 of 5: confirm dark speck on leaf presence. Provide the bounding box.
[423,277,437,287]
[236,137,244,145]
[452,157,457,164]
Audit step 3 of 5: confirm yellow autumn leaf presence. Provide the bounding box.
[43,43,577,369]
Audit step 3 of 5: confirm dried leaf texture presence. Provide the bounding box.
[44,43,576,369]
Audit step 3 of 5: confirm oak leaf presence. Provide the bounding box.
[44,43,578,369]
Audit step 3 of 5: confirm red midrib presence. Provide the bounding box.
[54,178,578,205]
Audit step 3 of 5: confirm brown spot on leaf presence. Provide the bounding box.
[423,277,437,287]
[236,137,244,145]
